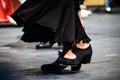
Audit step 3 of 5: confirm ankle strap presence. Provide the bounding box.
[71,46,80,54]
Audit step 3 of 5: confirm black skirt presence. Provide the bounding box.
[11,0,91,43]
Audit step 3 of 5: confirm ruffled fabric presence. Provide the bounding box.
[11,0,91,43]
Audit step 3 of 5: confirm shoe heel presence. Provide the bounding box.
[82,54,92,64]
[71,64,82,71]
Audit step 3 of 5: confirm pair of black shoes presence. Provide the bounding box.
[36,42,54,49]
[41,45,92,73]
[36,42,63,49]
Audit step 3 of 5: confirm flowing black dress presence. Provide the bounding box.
[11,0,91,43]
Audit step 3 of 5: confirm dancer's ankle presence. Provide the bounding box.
[76,41,90,49]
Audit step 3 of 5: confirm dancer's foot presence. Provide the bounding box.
[41,43,92,73]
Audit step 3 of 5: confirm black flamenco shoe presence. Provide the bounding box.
[41,45,92,72]
[36,42,54,49]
